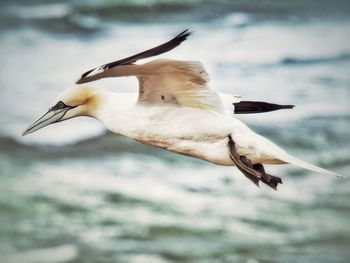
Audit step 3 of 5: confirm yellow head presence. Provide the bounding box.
[22,86,99,136]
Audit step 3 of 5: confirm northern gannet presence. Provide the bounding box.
[22,30,343,189]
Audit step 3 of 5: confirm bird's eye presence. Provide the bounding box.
[51,101,67,111]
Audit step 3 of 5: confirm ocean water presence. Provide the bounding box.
[1,1,350,262]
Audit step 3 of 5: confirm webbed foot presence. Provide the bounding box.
[253,163,282,190]
[228,136,283,190]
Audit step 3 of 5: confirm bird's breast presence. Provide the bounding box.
[98,104,236,165]
[135,135,234,166]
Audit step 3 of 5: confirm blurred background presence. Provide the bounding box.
[1,0,350,262]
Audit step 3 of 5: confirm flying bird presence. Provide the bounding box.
[22,30,342,189]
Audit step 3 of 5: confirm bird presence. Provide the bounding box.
[22,30,343,189]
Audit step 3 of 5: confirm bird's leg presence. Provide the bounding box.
[252,163,283,190]
[228,136,282,190]
[239,156,261,186]
[228,136,261,186]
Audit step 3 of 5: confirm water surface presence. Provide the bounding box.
[1,1,350,262]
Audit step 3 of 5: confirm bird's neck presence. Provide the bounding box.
[91,90,140,136]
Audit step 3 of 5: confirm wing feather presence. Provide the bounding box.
[136,59,224,113]
[76,30,191,84]
[75,30,225,113]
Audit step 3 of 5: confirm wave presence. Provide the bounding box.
[0,132,180,161]
[280,53,350,66]
[3,245,78,263]
[0,3,101,35]
[1,0,350,34]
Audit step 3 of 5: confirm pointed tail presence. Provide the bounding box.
[234,101,294,114]
[278,152,344,177]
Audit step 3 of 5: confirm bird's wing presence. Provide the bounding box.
[76,29,191,84]
[80,57,224,112]
[75,29,224,112]
[135,59,224,113]
[219,93,295,114]
[77,40,225,113]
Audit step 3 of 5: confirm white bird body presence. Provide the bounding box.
[95,91,234,165]
[23,30,343,189]
[93,90,341,179]
[93,90,288,166]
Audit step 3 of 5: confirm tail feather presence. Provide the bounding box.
[278,152,344,178]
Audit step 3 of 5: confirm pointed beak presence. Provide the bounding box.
[22,108,70,136]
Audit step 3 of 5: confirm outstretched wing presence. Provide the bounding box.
[135,59,224,113]
[75,29,293,114]
[76,29,191,84]
[75,28,225,113]
[79,55,224,112]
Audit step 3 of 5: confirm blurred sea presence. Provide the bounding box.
[1,0,350,262]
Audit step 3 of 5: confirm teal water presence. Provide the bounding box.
[0,1,350,262]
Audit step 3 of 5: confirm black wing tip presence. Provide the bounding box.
[76,68,94,84]
[76,29,193,84]
[81,68,94,79]
[233,101,295,114]
[173,29,193,43]
[285,104,295,109]
[178,29,193,37]
[75,78,83,84]
[275,104,294,109]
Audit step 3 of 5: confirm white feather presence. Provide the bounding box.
[277,152,343,177]
[92,90,343,177]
